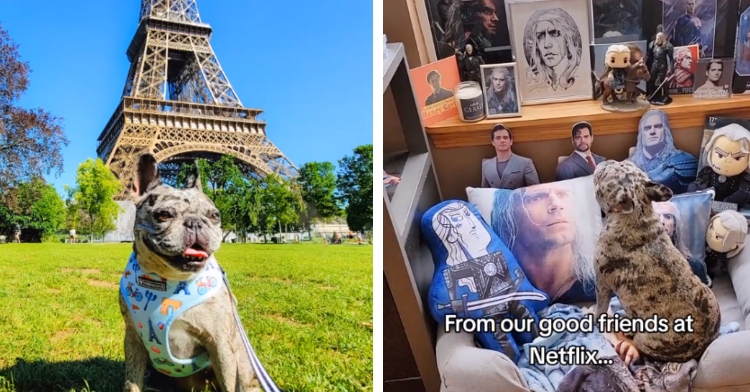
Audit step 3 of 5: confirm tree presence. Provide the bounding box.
[297,161,340,238]
[0,176,65,241]
[336,144,373,232]
[72,158,122,242]
[29,182,66,241]
[262,173,306,241]
[0,24,69,193]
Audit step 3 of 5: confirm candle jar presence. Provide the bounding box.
[454,81,485,122]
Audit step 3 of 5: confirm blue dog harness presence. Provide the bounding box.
[120,253,224,377]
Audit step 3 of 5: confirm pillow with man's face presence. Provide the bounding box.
[467,175,603,304]
[652,190,714,285]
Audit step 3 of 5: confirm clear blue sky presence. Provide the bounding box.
[1,0,373,195]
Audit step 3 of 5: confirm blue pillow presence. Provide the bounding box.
[421,199,550,363]
[652,189,714,285]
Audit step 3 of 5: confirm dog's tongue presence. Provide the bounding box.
[183,248,208,258]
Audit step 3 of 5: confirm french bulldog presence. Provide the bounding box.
[119,153,259,392]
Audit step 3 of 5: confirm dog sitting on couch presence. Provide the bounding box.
[591,160,721,364]
[119,154,259,392]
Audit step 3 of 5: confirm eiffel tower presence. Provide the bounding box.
[96,0,297,199]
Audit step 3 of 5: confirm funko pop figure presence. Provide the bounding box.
[689,123,750,207]
[604,44,631,90]
[596,44,651,112]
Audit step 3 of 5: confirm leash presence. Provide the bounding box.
[220,266,283,392]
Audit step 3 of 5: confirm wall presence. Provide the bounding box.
[430,126,706,200]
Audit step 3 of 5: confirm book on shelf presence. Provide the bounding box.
[408,56,460,127]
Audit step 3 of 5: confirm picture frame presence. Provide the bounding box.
[662,0,718,60]
[668,44,699,95]
[480,62,522,118]
[423,0,515,64]
[591,0,643,44]
[693,58,733,99]
[733,0,750,93]
[505,0,595,105]
[736,3,750,77]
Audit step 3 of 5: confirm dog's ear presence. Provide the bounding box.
[135,154,161,197]
[612,191,635,214]
[184,162,203,193]
[645,181,672,202]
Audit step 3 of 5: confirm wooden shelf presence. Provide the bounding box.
[425,95,750,148]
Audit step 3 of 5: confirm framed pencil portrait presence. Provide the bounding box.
[505,0,595,105]
[480,63,522,118]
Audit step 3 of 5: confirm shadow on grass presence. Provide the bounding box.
[0,357,122,392]
[0,358,216,392]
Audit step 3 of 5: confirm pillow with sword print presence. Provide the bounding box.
[421,199,550,363]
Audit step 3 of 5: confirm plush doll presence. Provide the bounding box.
[421,199,549,363]
[688,123,750,207]
[705,210,748,280]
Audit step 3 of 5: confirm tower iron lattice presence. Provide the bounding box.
[97,0,297,198]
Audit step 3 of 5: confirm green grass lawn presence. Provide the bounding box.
[0,243,373,392]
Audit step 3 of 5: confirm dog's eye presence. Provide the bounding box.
[210,212,221,222]
[154,210,174,222]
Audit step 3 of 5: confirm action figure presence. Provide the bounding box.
[647,32,675,105]
[705,210,748,281]
[602,44,629,90]
[688,123,750,207]
[596,44,650,112]
[457,43,484,84]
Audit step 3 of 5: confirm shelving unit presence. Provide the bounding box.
[383,42,443,392]
[425,95,750,148]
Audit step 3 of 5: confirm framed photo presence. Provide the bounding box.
[480,62,522,118]
[693,58,733,99]
[733,0,750,93]
[505,0,595,105]
[424,0,514,64]
[591,0,642,44]
[736,4,750,77]
[668,44,699,95]
[662,0,717,59]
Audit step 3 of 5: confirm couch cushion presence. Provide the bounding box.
[711,272,744,330]
[436,329,531,392]
[728,238,750,328]
[466,176,602,304]
[694,330,750,389]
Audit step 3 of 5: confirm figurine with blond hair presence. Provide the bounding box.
[706,210,748,279]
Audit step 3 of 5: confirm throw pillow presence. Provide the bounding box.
[466,175,603,304]
[652,189,715,285]
[421,199,550,364]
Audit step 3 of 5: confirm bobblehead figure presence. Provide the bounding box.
[481,124,540,189]
[556,121,607,181]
